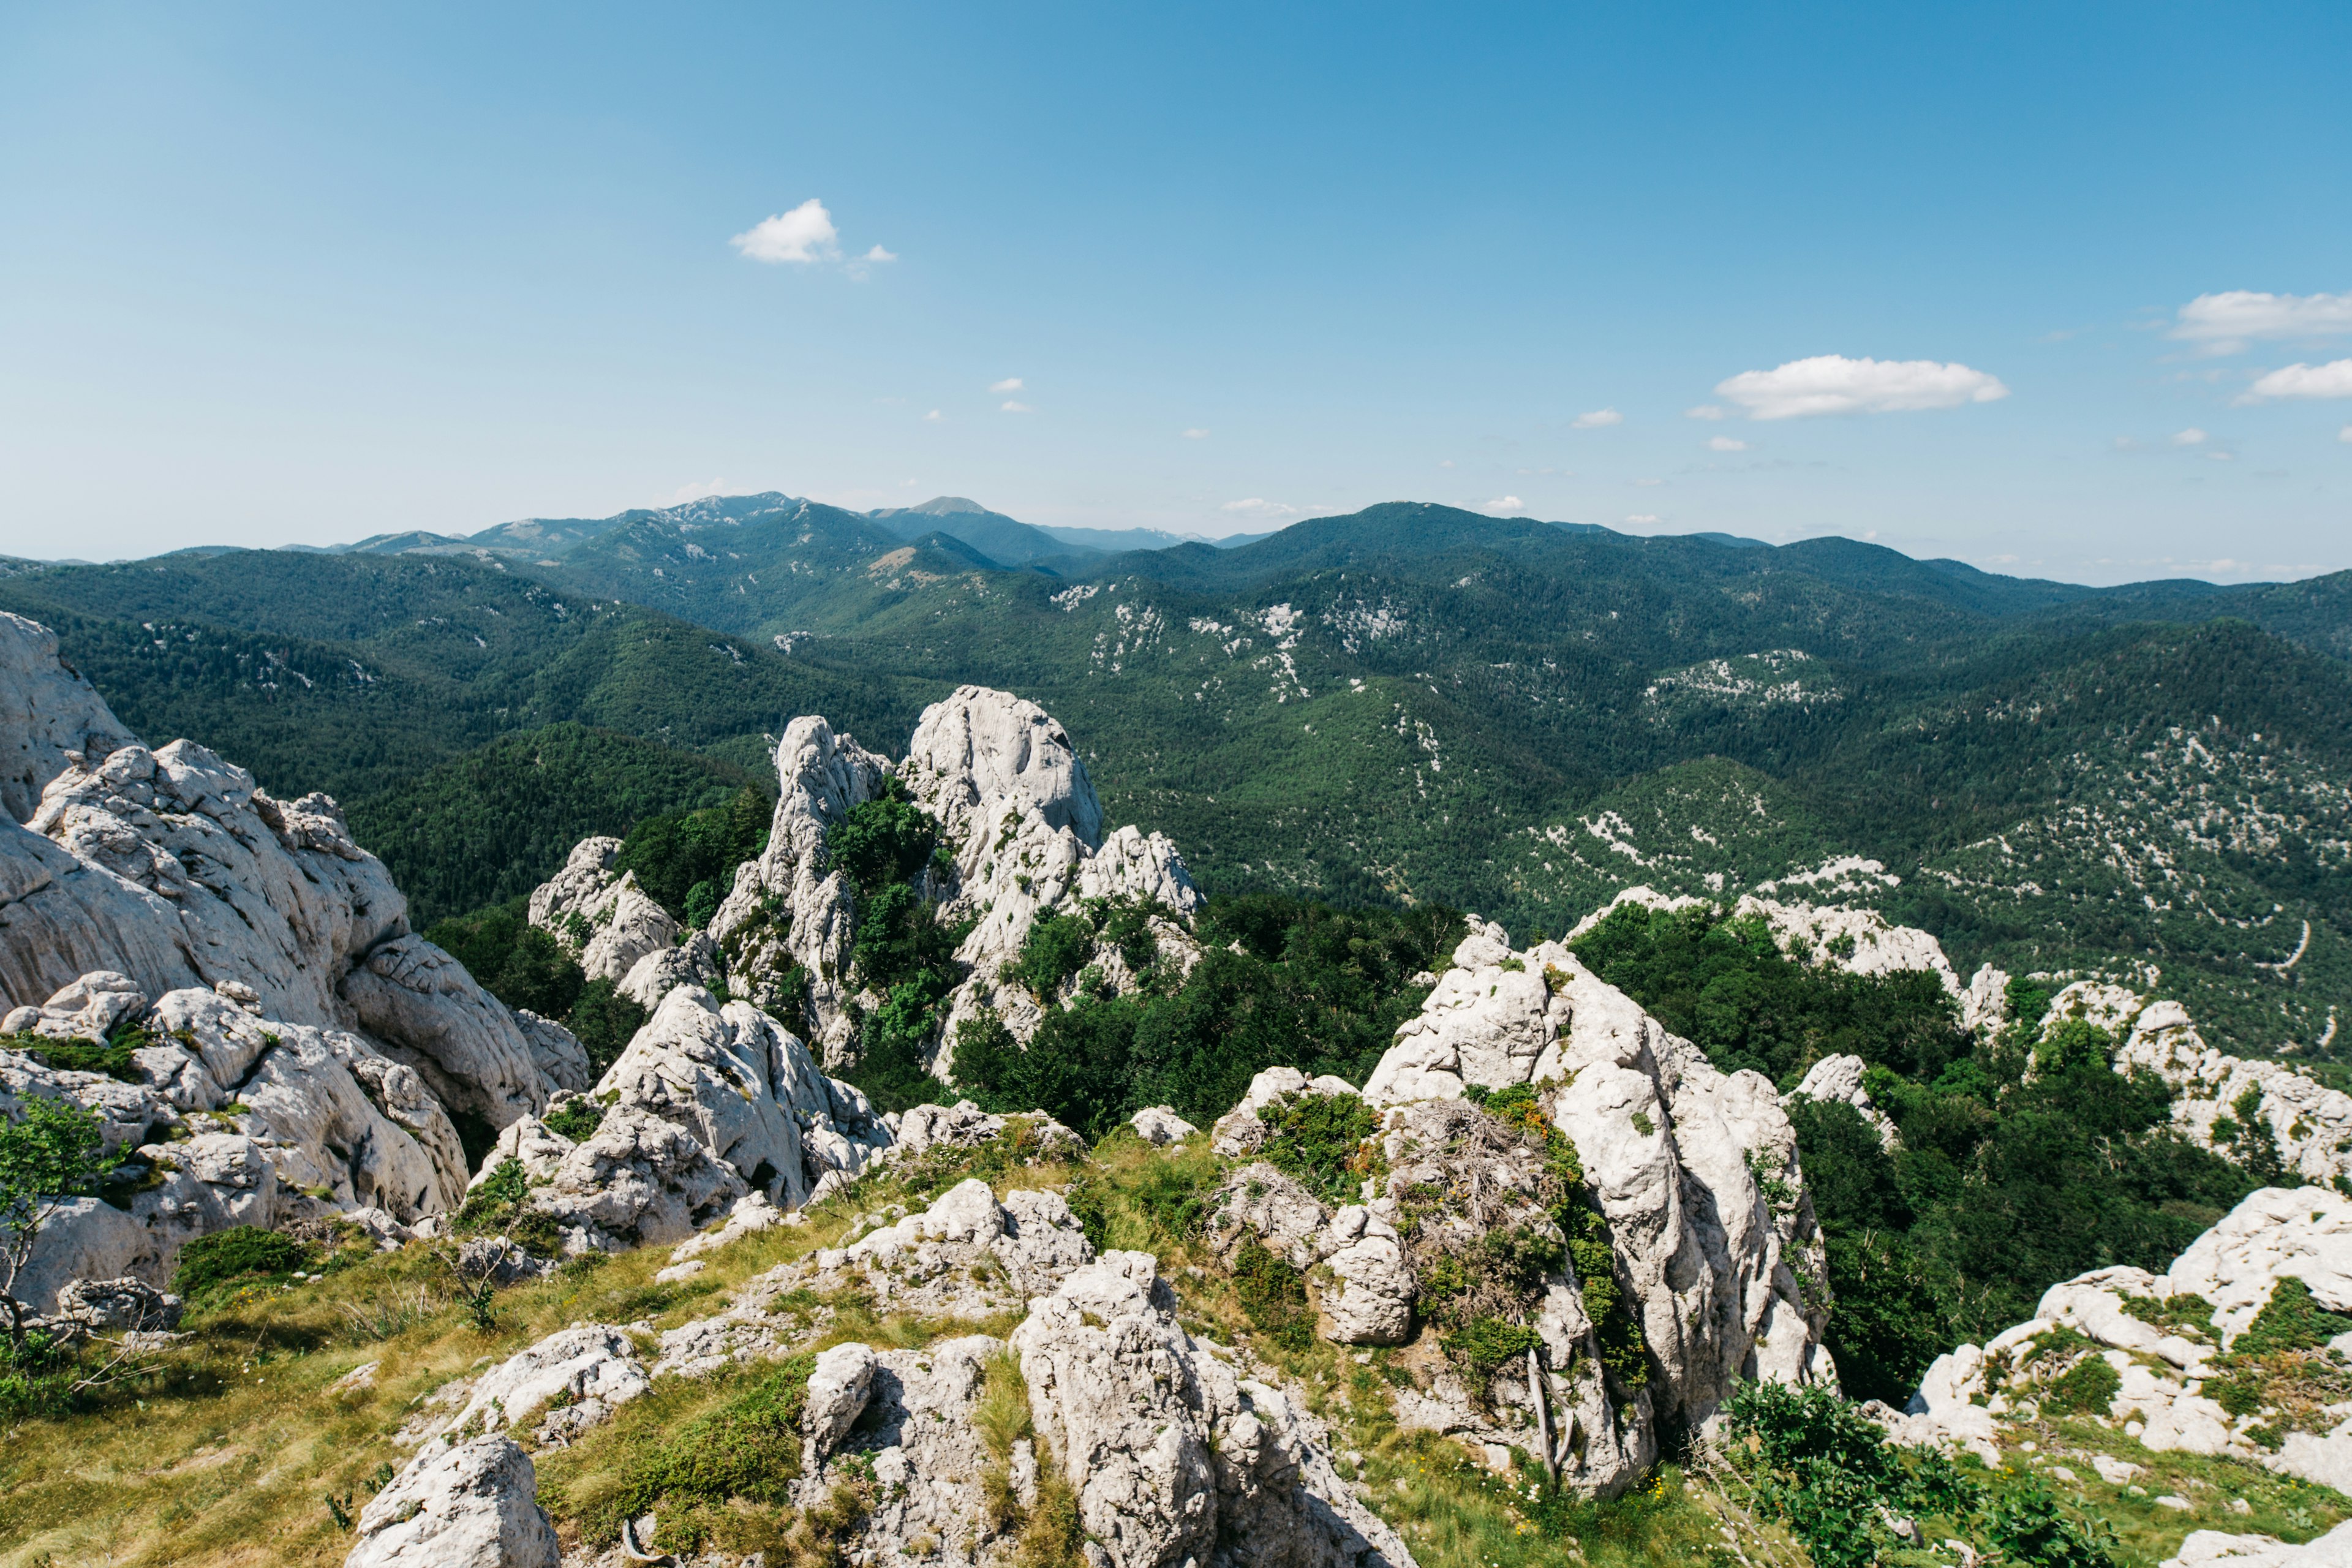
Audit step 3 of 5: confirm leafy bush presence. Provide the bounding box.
[1001,913,1096,1002]
[827,778,938,895]
[2236,1275,2352,1359]
[2041,1354,2121,1415]
[565,979,647,1080]
[1439,1316,1541,1378]
[172,1226,315,1305]
[1983,1479,2119,1568]
[542,1098,605,1142]
[583,1352,818,1548]
[1255,1090,1381,1205]
[451,1156,564,1257]
[613,785,774,925]
[1232,1235,1314,1350]
[8,1031,145,1084]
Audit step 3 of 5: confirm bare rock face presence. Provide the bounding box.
[0,610,138,824]
[799,1177,1096,1316]
[1012,1250,1414,1568]
[1209,1163,1335,1270]
[1318,1205,1414,1346]
[1130,1105,1198,1145]
[706,715,892,1060]
[50,1275,183,1336]
[343,1434,559,1568]
[510,1008,591,1097]
[2163,1521,2352,1567]
[0,970,146,1041]
[522,1106,747,1253]
[591,984,891,1208]
[437,1324,650,1446]
[2120,1002,2352,1188]
[1354,929,1836,1497]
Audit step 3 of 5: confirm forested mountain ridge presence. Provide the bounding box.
[6,497,2346,1059]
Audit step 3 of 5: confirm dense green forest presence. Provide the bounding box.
[7,496,2348,1058]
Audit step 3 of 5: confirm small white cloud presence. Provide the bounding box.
[2237,359,2352,403]
[1571,409,1623,429]
[2170,290,2352,355]
[1708,436,1748,452]
[2207,450,2236,461]
[1000,401,1035,413]
[663,477,729,505]
[989,377,1025,394]
[1624,514,1661,524]
[862,245,897,263]
[731,199,840,264]
[1486,496,1526,513]
[1182,428,1210,439]
[1222,498,1299,518]
[2168,428,2209,446]
[1685,405,1726,421]
[1633,477,1662,487]
[1715,355,2009,420]
[2340,424,2352,444]
[2113,435,2144,451]
[1438,459,1455,469]
[924,410,943,422]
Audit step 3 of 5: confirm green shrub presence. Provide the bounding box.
[1256,1090,1381,1206]
[172,1226,315,1303]
[9,1033,145,1084]
[1440,1316,1540,1378]
[1232,1236,1313,1350]
[565,979,647,1080]
[584,1352,817,1546]
[1983,1479,2118,1568]
[542,1098,605,1142]
[1002,913,1095,1003]
[1722,1381,1989,1568]
[2041,1355,2121,1415]
[2236,1275,2352,1359]
[614,785,773,923]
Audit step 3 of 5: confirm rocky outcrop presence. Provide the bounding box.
[510,1008,591,1097]
[1129,1105,1198,1145]
[344,1434,559,1568]
[1890,1186,2352,1488]
[1012,1250,1414,1568]
[1212,1066,1361,1158]
[0,611,138,824]
[437,1324,650,1446]
[2119,1001,2352,1188]
[798,1177,1096,1316]
[591,984,890,1208]
[1354,924,1836,1496]
[706,717,892,1058]
[518,1106,747,1253]
[2165,1521,2352,1566]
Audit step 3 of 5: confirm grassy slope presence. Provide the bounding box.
[5,1129,2337,1568]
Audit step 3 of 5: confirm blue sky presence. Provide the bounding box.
[2,2,2348,583]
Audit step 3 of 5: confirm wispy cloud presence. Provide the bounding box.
[2237,359,2352,403]
[1571,409,1623,429]
[1485,496,1526,513]
[1625,514,1660,525]
[1223,498,1298,518]
[1708,436,1747,452]
[1182,428,1210,439]
[663,477,729,505]
[1000,401,1035,414]
[2340,424,2352,445]
[989,378,1024,394]
[924,410,943,422]
[1715,355,2010,420]
[2169,290,2352,356]
[1684,405,1726,421]
[2168,428,2208,446]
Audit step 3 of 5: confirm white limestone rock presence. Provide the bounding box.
[2165,1521,2352,1567]
[49,1275,183,1335]
[592,984,891,1209]
[344,1434,559,1568]
[1784,1054,1899,1150]
[0,610,138,824]
[1730,895,1962,997]
[798,1177,1096,1316]
[1209,1163,1337,1271]
[615,930,722,1012]
[706,716,892,1059]
[2168,1186,2352,1346]
[510,1009,591,1097]
[522,1106,747,1253]
[668,1189,785,1264]
[1,970,146,1042]
[1962,963,2011,1038]
[341,935,547,1134]
[438,1324,650,1444]
[2120,1003,2352,1188]
[1130,1105,1198,1145]
[526,836,624,931]
[1011,1250,1414,1568]
[804,1341,880,1460]
[1318,1205,1413,1346]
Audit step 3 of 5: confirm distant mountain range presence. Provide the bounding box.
[3,494,2346,1060]
[311,492,1273,575]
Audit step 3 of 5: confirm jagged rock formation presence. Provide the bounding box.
[0,611,137,823]
[2165,1520,2352,1566]
[1012,1248,1413,1568]
[1129,1104,1197,1144]
[2120,1001,2352,1188]
[1889,1185,2352,1492]
[344,1434,559,1568]
[1346,921,1835,1497]
[1212,1066,1360,1158]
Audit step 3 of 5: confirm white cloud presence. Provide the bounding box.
[1485,496,1526,513]
[862,244,897,263]
[2340,424,2352,444]
[1182,428,1210,439]
[1685,404,1726,420]
[1438,459,1455,469]
[1223,498,1299,518]
[1571,409,1623,429]
[1624,514,1660,524]
[2168,428,2208,446]
[2170,291,2352,355]
[924,410,943,422]
[1633,477,1662,487]
[989,377,1024,394]
[731,199,840,263]
[663,477,729,505]
[1000,401,1035,413]
[1714,355,2010,420]
[2237,359,2352,402]
[1708,436,1748,452]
